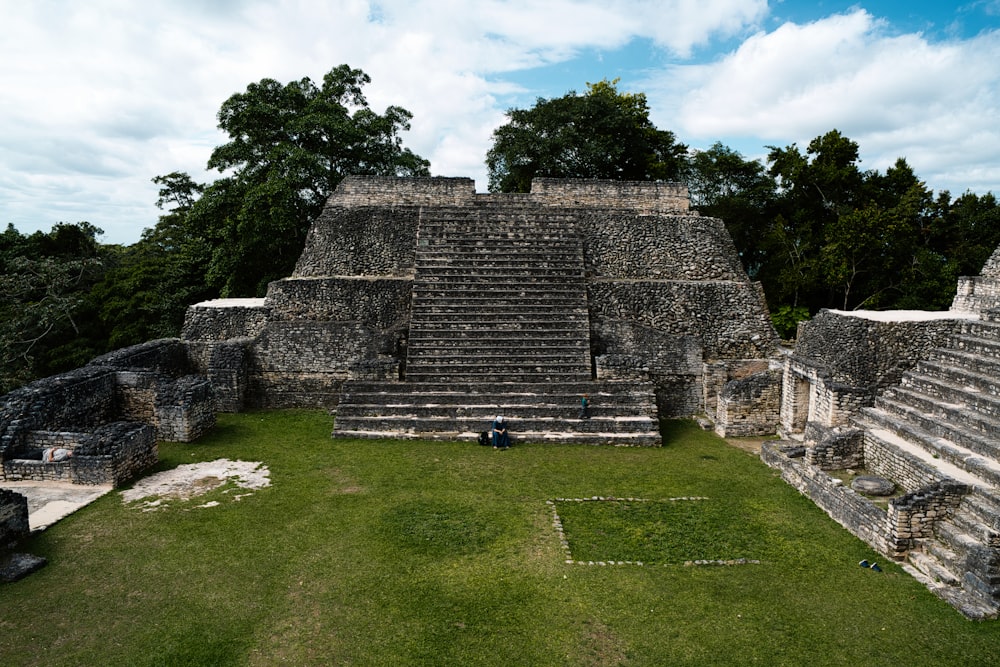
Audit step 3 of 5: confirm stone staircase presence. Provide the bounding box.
[855,314,1000,616]
[332,202,661,445]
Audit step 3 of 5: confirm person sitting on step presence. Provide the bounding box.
[492,415,510,449]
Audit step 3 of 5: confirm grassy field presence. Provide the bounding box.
[2,411,997,666]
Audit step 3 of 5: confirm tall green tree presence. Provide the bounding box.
[687,142,778,279]
[0,223,107,392]
[486,79,688,192]
[182,64,430,296]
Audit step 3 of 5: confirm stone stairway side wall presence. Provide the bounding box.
[580,212,748,282]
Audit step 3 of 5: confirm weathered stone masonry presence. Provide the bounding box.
[182,176,778,421]
[0,339,214,487]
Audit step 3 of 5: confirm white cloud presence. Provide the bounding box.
[6,1,997,246]
[657,9,1000,194]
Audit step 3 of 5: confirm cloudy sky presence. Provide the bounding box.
[3,0,999,244]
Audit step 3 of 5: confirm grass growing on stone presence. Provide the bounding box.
[2,412,998,666]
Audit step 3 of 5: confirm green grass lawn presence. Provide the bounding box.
[2,412,997,666]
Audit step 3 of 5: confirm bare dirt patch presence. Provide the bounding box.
[121,459,271,511]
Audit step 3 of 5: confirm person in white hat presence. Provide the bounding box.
[491,415,510,449]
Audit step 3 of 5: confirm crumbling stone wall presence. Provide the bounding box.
[89,339,215,442]
[953,245,1000,313]
[3,423,157,487]
[293,207,421,278]
[886,482,968,557]
[0,339,213,486]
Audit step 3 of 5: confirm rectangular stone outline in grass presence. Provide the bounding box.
[547,496,761,567]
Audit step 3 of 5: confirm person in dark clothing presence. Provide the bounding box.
[492,415,510,449]
[578,394,590,419]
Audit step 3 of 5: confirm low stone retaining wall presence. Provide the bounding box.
[762,442,891,555]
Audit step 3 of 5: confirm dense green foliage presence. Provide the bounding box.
[0,222,108,392]
[486,79,688,192]
[688,132,1000,336]
[2,413,997,666]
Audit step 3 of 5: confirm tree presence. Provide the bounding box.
[0,223,107,392]
[89,174,215,348]
[179,64,430,296]
[486,79,688,192]
[687,142,778,279]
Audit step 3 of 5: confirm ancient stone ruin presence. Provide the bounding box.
[4,175,1000,619]
[765,245,1000,618]
[182,176,779,443]
[0,339,214,487]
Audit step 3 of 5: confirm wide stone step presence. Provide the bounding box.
[955,490,1000,534]
[416,242,580,253]
[337,402,650,419]
[960,320,1000,340]
[411,303,587,314]
[875,392,1000,459]
[858,408,1000,487]
[930,346,1000,376]
[410,319,590,331]
[909,359,1000,398]
[408,330,588,343]
[412,297,586,309]
[948,332,1000,360]
[407,349,589,363]
[343,380,655,402]
[405,370,592,383]
[333,414,657,436]
[333,426,661,446]
[909,547,963,587]
[899,372,1000,422]
[416,267,584,279]
[415,274,584,285]
[412,289,583,301]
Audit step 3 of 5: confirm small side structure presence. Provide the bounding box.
[765,253,1000,619]
[0,339,213,487]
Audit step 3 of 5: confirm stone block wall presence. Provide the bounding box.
[1,489,29,549]
[580,213,745,281]
[714,370,782,437]
[0,367,118,454]
[793,310,965,389]
[186,339,253,412]
[328,176,476,207]
[293,207,421,278]
[181,300,269,341]
[155,376,216,442]
[2,423,156,487]
[588,281,776,360]
[886,482,968,557]
[529,178,689,213]
[805,427,864,470]
[780,311,968,435]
